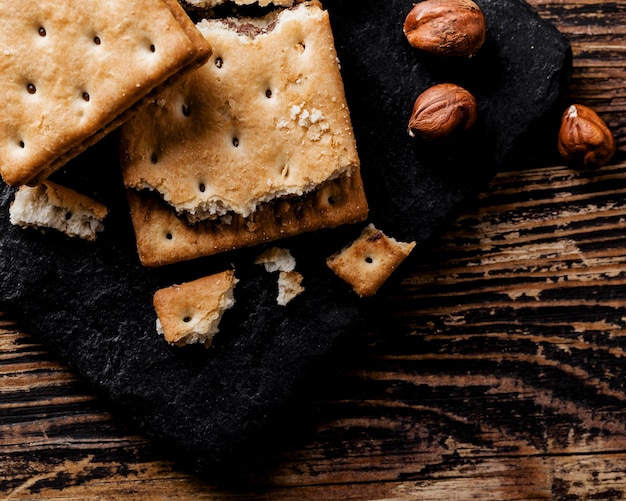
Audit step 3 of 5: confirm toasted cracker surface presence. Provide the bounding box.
[153,269,237,347]
[120,1,359,221]
[327,224,416,297]
[128,172,367,267]
[0,0,211,187]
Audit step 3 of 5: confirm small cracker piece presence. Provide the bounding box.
[277,270,304,306]
[255,247,296,273]
[153,269,238,347]
[0,0,211,187]
[255,247,304,305]
[9,181,108,240]
[327,224,416,297]
[120,1,361,222]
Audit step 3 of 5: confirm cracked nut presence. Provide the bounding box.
[557,104,615,168]
[403,0,487,57]
[408,83,477,140]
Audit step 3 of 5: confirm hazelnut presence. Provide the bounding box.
[408,83,477,140]
[558,104,615,168]
[403,0,487,57]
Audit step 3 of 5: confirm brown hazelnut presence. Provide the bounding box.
[403,0,487,57]
[408,83,477,140]
[557,104,615,168]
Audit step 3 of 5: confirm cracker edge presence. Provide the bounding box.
[25,0,212,186]
[128,171,368,267]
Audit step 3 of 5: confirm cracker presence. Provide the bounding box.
[153,269,238,347]
[120,1,361,222]
[127,172,367,267]
[0,0,211,187]
[9,181,108,240]
[326,224,416,297]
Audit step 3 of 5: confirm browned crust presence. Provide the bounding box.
[128,171,368,267]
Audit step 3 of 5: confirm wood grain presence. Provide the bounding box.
[3,1,626,499]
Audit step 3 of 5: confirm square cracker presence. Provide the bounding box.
[0,0,211,187]
[326,224,416,297]
[128,171,368,267]
[119,0,361,222]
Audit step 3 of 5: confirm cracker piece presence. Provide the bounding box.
[0,0,211,187]
[277,270,304,305]
[120,1,361,222]
[128,172,367,267]
[255,247,304,305]
[153,269,238,347]
[9,181,108,241]
[255,247,296,273]
[327,224,416,297]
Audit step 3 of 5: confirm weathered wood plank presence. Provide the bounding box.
[4,1,626,499]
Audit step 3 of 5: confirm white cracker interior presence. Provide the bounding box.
[9,182,107,240]
[0,0,205,186]
[121,2,359,220]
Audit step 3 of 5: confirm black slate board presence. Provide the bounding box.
[0,0,571,471]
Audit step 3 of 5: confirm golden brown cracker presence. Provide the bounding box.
[0,0,211,186]
[327,224,416,297]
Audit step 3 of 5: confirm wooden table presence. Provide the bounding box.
[3,1,626,499]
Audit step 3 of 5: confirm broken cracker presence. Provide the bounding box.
[327,224,416,297]
[120,0,362,222]
[153,269,238,347]
[128,172,367,267]
[9,181,108,241]
[255,247,304,305]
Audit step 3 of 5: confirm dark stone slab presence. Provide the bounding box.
[0,0,570,473]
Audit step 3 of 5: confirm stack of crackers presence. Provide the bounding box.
[4,0,415,347]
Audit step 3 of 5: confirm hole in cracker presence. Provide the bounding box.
[182,104,191,116]
[215,57,223,68]
[94,36,101,45]
[150,44,156,53]
[198,182,206,193]
[232,137,239,148]
[365,256,374,264]
[82,92,90,102]
[183,315,192,323]
[151,153,158,164]
[38,27,46,37]
[18,140,25,149]
[27,83,36,94]
[65,211,72,221]
[327,195,336,205]
[166,232,173,240]
[265,89,272,99]
[296,41,306,52]
[281,164,290,178]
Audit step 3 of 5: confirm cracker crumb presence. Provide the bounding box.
[255,247,304,305]
[277,270,304,306]
[255,247,296,272]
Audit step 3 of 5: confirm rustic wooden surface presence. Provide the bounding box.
[3,1,626,499]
